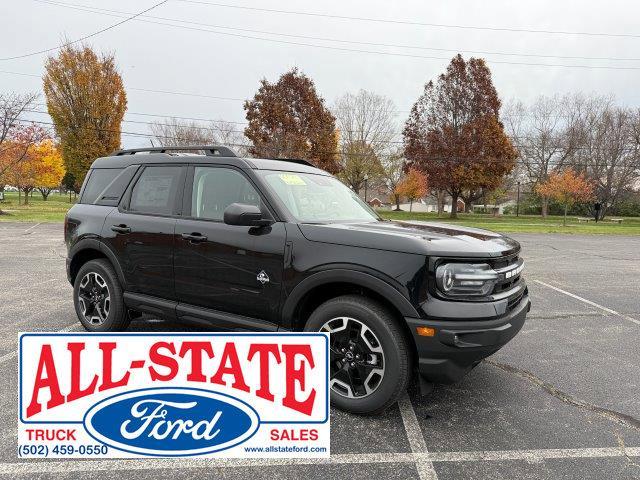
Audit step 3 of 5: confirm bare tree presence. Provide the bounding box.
[0,92,39,177]
[149,118,249,156]
[503,95,583,216]
[570,104,640,219]
[334,90,396,193]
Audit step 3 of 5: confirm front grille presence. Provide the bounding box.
[486,253,525,309]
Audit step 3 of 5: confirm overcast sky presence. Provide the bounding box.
[2,0,640,148]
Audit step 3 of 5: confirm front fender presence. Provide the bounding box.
[281,268,421,326]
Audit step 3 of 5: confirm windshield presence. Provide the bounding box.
[259,171,380,223]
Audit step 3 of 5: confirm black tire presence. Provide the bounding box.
[304,295,410,414]
[73,259,130,332]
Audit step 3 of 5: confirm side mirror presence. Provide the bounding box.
[223,203,272,227]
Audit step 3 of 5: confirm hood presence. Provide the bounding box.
[298,220,520,258]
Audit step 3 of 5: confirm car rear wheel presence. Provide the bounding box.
[73,259,130,332]
[304,295,410,414]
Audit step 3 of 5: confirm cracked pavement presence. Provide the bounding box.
[0,224,638,479]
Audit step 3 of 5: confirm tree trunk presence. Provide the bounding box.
[394,194,401,211]
[450,193,459,219]
[563,203,568,226]
[409,199,413,212]
[541,196,549,218]
[39,188,50,201]
[18,189,21,205]
[437,190,445,216]
[23,188,29,205]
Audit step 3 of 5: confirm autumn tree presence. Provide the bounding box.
[44,44,127,190]
[381,150,406,210]
[0,93,42,182]
[244,68,339,173]
[403,54,517,218]
[536,168,594,226]
[337,140,384,194]
[395,168,428,212]
[33,140,65,200]
[334,90,396,192]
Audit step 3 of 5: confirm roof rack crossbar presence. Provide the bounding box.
[112,145,237,157]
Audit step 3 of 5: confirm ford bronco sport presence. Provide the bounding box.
[65,145,530,414]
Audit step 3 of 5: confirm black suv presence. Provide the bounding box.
[65,145,530,414]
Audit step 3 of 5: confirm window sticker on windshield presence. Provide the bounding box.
[279,174,306,186]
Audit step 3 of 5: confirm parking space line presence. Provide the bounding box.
[397,392,438,480]
[0,447,637,475]
[23,223,41,233]
[427,446,640,462]
[534,280,640,326]
[0,323,80,366]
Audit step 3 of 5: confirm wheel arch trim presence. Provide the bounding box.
[281,268,420,326]
[68,239,127,288]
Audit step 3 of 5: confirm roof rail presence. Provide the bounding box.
[111,145,237,157]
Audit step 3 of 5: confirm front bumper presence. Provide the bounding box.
[405,293,530,384]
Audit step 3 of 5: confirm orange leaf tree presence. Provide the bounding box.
[44,44,127,190]
[244,68,339,173]
[403,55,517,218]
[395,168,428,212]
[536,168,594,225]
[34,139,65,200]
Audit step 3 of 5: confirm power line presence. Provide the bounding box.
[0,70,244,102]
[5,70,639,127]
[35,0,640,63]
[30,0,640,70]
[175,0,640,40]
[0,0,169,61]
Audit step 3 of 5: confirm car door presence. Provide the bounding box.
[102,164,186,300]
[173,165,286,324]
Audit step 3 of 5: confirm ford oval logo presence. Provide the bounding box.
[83,387,260,456]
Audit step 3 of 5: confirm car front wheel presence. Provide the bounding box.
[304,295,411,414]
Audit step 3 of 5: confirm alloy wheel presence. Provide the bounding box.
[320,317,385,398]
[78,272,111,325]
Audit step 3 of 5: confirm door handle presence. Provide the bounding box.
[111,224,131,234]
[181,232,208,243]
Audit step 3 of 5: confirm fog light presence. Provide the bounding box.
[416,326,436,337]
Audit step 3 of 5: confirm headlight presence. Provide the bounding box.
[435,263,499,297]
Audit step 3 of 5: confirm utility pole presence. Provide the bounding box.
[364,174,369,203]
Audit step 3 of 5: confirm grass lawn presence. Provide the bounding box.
[1,191,639,234]
[380,210,640,235]
[0,191,77,222]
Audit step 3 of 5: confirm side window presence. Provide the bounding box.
[95,165,139,206]
[129,166,183,215]
[80,169,121,204]
[191,167,261,221]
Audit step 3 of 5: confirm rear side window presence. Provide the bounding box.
[129,166,183,216]
[80,169,121,204]
[95,165,139,206]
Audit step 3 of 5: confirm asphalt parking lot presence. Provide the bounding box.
[0,222,638,479]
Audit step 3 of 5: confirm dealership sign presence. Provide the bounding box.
[18,333,329,458]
